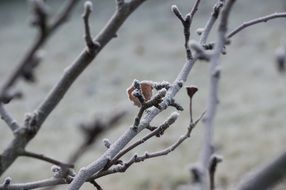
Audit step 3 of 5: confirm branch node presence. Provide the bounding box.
[21,50,44,83]
[169,99,184,111]
[196,27,205,35]
[209,154,223,190]
[189,40,210,61]
[103,138,111,149]
[24,112,39,136]
[212,68,221,78]
[190,165,204,184]
[171,5,184,23]
[82,1,97,53]
[30,0,49,36]
[3,177,12,187]
[116,0,125,9]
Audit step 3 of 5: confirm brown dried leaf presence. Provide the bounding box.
[140,81,153,101]
[127,81,153,107]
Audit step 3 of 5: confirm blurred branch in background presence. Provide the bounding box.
[275,43,286,73]
[0,0,79,103]
[69,111,126,164]
[237,150,286,190]
[0,0,80,176]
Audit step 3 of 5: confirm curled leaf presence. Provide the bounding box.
[127,80,153,107]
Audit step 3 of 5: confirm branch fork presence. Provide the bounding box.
[82,1,100,53]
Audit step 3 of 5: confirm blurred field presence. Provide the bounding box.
[0,0,286,189]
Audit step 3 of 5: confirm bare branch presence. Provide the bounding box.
[0,178,66,190]
[209,155,223,190]
[199,0,224,45]
[19,151,74,168]
[30,0,49,36]
[91,112,205,180]
[189,0,201,21]
[69,111,126,164]
[0,103,20,133]
[201,0,236,169]
[49,0,80,32]
[171,0,201,60]
[192,1,236,189]
[227,12,286,39]
[82,1,99,53]
[106,112,179,168]
[202,12,286,51]
[0,0,145,176]
[0,0,79,101]
[89,180,103,190]
[116,0,125,9]
[189,40,210,61]
[69,23,199,190]
[237,150,286,190]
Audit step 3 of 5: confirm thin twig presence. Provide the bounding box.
[0,103,20,133]
[204,12,286,48]
[227,12,286,38]
[133,88,166,128]
[69,111,126,164]
[0,0,79,100]
[82,1,98,53]
[90,112,205,180]
[89,180,103,190]
[189,0,201,24]
[199,0,224,44]
[209,155,223,190]
[106,112,179,168]
[171,0,201,60]
[116,0,125,9]
[0,178,66,190]
[19,151,74,168]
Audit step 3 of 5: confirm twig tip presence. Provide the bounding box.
[84,1,93,12]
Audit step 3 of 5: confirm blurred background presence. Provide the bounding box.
[0,0,286,189]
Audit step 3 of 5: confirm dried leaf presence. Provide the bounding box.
[127,80,153,107]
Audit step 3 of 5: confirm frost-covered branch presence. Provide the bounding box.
[0,103,20,133]
[0,0,147,176]
[227,12,286,38]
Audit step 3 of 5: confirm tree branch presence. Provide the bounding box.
[209,155,223,190]
[199,0,224,45]
[0,0,146,176]
[68,0,204,186]
[0,103,20,133]
[105,112,179,169]
[19,151,74,168]
[90,112,204,180]
[0,0,79,101]
[237,150,286,190]
[82,1,99,53]
[171,0,201,60]
[203,12,286,49]
[201,0,236,168]
[227,12,286,38]
[0,178,66,190]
